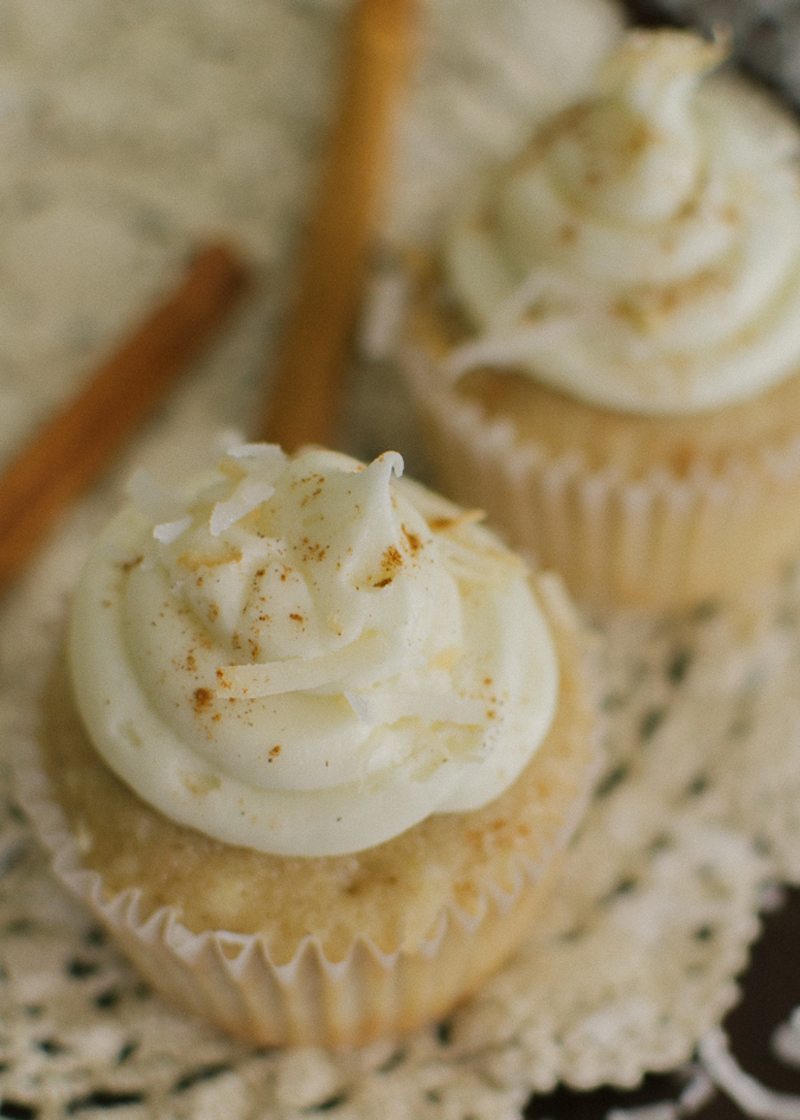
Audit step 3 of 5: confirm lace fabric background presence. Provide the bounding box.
[1,0,800,1117]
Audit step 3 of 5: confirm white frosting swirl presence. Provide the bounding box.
[68,444,558,857]
[443,30,800,414]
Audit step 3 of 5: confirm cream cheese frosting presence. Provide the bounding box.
[442,29,800,415]
[68,443,558,857]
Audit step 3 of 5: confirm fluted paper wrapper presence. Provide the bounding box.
[13,737,569,1047]
[13,571,596,1051]
[406,345,800,609]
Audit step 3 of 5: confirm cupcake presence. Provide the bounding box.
[16,441,597,1047]
[406,29,800,609]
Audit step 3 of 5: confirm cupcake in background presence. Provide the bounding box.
[406,28,800,609]
[385,0,626,245]
[16,441,597,1047]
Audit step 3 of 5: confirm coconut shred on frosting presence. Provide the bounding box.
[68,443,558,857]
[442,29,800,415]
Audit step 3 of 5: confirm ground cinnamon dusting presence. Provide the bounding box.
[402,525,422,552]
[193,687,213,711]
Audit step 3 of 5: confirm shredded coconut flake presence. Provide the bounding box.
[209,478,275,537]
[153,516,192,545]
[215,633,390,698]
[344,689,486,726]
[226,442,288,468]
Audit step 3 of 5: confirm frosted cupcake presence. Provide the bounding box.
[17,441,596,1046]
[406,29,800,609]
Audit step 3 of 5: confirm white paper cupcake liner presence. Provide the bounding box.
[406,344,800,609]
[12,671,591,1050]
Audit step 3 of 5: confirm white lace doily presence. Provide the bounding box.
[4,0,800,1116]
[3,490,800,1118]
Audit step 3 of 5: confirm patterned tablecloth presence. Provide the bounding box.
[2,1,800,1117]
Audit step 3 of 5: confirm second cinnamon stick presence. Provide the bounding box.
[0,242,249,593]
[264,0,416,452]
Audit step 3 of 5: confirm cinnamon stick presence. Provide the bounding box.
[263,0,416,452]
[0,242,249,592]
